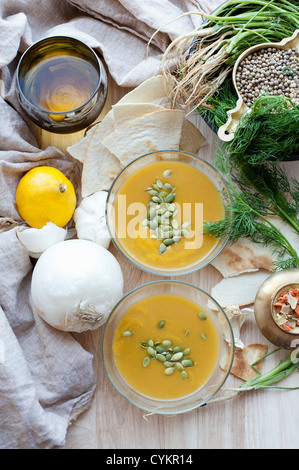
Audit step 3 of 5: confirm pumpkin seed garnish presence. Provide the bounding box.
[157,320,165,329]
[165,367,175,375]
[144,171,192,255]
[181,359,194,367]
[181,371,188,380]
[143,357,150,367]
[163,169,172,178]
[141,336,194,378]
[122,330,132,337]
[198,311,207,320]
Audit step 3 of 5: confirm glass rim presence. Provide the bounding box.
[16,35,103,116]
[105,149,233,277]
[101,279,235,415]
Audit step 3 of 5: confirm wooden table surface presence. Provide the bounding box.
[37,72,299,450]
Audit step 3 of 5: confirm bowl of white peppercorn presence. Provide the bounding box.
[218,29,299,144]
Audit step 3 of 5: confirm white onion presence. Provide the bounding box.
[17,222,67,258]
[31,239,124,332]
[74,191,110,249]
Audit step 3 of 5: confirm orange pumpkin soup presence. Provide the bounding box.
[112,294,219,399]
[113,161,224,272]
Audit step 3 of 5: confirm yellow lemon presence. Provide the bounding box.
[15,166,77,229]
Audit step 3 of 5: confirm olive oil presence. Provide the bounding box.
[20,53,99,112]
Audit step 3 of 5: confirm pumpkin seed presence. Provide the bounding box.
[162,340,172,348]
[181,359,194,367]
[176,362,184,371]
[173,236,181,243]
[147,208,156,219]
[156,179,163,188]
[171,352,184,361]
[122,330,132,337]
[147,220,158,230]
[159,190,168,198]
[147,346,156,357]
[156,345,165,353]
[163,238,175,246]
[158,242,167,254]
[163,169,172,178]
[162,231,173,240]
[157,320,165,329]
[148,339,154,347]
[143,357,150,367]
[166,203,176,212]
[148,189,158,196]
[198,312,207,320]
[165,353,172,361]
[156,354,166,362]
[181,229,189,237]
[156,207,167,215]
[173,346,181,353]
[182,221,191,229]
[164,182,173,190]
[171,219,179,229]
[163,361,173,367]
[152,196,161,203]
[181,371,188,380]
[165,193,175,203]
[183,348,190,356]
[152,183,159,191]
[201,333,207,340]
[165,367,175,375]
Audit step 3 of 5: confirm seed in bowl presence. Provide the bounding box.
[235,47,299,107]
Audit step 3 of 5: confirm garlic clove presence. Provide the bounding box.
[74,190,111,249]
[16,222,67,258]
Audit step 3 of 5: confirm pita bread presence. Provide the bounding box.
[66,124,98,163]
[230,344,268,381]
[209,270,271,309]
[211,238,275,278]
[179,118,206,153]
[101,109,185,167]
[112,102,165,127]
[81,112,122,197]
[117,74,173,108]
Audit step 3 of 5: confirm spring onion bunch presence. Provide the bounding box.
[162,0,299,111]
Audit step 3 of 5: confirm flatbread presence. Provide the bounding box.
[117,74,172,108]
[179,118,206,153]
[112,102,165,128]
[211,238,275,278]
[209,270,271,309]
[101,108,185,167]
[81,112,122,197]
[66,124,98,163]
[230,344,268,381]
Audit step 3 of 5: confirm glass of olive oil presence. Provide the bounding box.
[16,36,107,134]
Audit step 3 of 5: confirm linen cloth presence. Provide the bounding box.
[0,0,222,449]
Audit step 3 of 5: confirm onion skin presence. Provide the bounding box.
[31,239,124,332]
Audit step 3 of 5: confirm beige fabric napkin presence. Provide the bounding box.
[0,0,222,449]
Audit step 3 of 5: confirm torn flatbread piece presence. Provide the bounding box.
[117,74,173,108]
[112,102,165,128]
[66,124,98,163]
[230,344,268,381]
[81,112,122,197]
[211,238,275,278]
[179,118,206,153]
[101,109,185,167]
[210,270,271,309]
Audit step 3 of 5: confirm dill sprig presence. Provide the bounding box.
[204,96,299,269]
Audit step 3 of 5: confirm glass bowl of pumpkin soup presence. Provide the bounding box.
[102,281,234,414]
[106,150,232,275]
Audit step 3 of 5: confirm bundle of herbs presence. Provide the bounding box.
[162,0,299,111]
[204,96,299,270]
